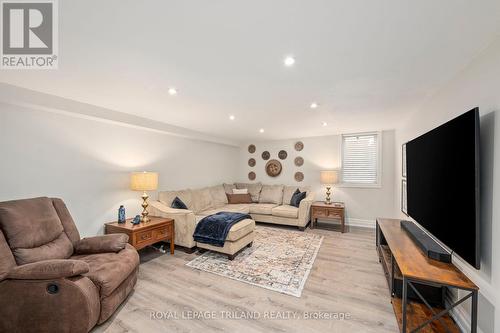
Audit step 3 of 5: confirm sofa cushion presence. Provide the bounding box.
[223,183,236,194]
[259,185,284,204]
[13,233,74,265]
[221,204,251,214]
[158,190,193,210]
[235,182,262,202]
[272,205,299,218]
[249,203,278,215]
[209,185,228,207]
[283,186,311,205]
[72,244,139,297]
[0,197,63,249]
[227,193,252,204]
[191,188,213,213]
[0,197,74,265]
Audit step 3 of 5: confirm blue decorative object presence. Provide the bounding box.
[118,205,126,223]
[290,189,307,207]
[131,215,141,225]
[171,196,188,210]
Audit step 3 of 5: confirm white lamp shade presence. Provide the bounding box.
[130,172,158,191]
[320,170,339,185]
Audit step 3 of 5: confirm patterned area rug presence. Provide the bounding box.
[186,226,323,297]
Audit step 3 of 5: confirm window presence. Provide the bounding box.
[341,132,381,187]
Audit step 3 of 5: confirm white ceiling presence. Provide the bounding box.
[2,0,500,142]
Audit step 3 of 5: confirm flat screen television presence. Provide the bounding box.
[406,108,480,269]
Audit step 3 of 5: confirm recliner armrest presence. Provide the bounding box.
[7,259,89,280]
[75,234,129,254]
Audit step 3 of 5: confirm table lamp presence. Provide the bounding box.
[130,171,158,223]
[320,170,338,205]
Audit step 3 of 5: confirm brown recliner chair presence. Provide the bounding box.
[0,197,140,333]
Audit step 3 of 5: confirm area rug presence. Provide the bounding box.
[186,226,323,297]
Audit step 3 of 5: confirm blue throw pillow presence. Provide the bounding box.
[290,189,307,207]
[171,196,188,210]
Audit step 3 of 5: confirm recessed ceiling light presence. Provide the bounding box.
[229,115,235,121]
[168,87,177,96]
[322,121,328,127]
[310,102,319,109]
[259,128,265,133]
[284,56,295,67]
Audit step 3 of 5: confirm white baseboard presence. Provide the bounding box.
[347,218,376,228]
[316,218,375,229]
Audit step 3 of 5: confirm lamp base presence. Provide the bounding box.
[141,192,150,223]
[324,186,332,205]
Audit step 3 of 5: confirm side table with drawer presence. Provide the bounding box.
[105,216,174,254]
[310,201,346,233]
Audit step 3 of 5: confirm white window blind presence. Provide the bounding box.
[341,132,381,186]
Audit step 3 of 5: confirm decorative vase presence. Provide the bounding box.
[118,205,126,223]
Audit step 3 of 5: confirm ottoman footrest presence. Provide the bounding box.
[196,219,255,260]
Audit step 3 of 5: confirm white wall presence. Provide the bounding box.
[0,102,239,237]
[238,130,396,227]
[394,37,500,333]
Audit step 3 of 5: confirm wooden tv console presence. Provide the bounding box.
[376,218,479,333]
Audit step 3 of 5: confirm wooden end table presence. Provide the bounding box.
[105,216,175,254]
[310,201,346,232]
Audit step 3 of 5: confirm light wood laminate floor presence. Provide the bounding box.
[93,224,398,333]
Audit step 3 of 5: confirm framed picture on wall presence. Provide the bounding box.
[402,143,407,178]
[401,179,408,216]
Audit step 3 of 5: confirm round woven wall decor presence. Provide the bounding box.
[294,156,304,167]
[278,150,288,160]
[294,141,304,151]
[294,171,304,182]
[248,158,256,167]
[261,151,270,160]
[265,159,282,177]
[248,144,256,153]
[248,171,256,180]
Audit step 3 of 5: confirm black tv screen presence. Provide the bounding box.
[406,108,480,269]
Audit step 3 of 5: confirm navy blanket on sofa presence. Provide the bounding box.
[193,212,251,247]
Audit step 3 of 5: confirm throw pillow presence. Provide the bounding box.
[290,190,307,208]
[232,188,248,194]
[235,182,263,202]
[171,196,188,210]
[226,193,252,204]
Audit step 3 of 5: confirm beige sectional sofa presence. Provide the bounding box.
[149,183,314,251]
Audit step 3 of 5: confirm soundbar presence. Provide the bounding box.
[400,220,452,263]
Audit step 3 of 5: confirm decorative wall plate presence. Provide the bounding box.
[265,159,282,177]
[248,171,256,181]
[294,156,304,167]
[248,158,256,167]
[248,144,256,153]
[278,150,288,160]
[261,151,270,160]
[294,171,304,182]
[294,141,304,151]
